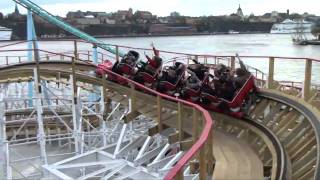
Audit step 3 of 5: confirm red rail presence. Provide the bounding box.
[99,66,214,179]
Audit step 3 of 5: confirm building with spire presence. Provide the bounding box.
[236,4,244,17]
[8,4,23,19]
[14,4,20,15]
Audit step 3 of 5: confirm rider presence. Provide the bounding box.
[233,58,251,89]
[157,62,185,92]
[112,50,140,75]
[185,70,202,90]
[188,59,208,80]
[141,44,163,75]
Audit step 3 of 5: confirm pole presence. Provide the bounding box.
[27,10,34,107]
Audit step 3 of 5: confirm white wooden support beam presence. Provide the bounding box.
[43,165,73,180]
[33,67,48,166]
[153,143,170,162]
[114,124,127,155]
[101,164,126,180]
[135,136,151,160]
[0,98,11,180]
[161,151,184,170]
[134,144,166,166]
[115,136,147,158]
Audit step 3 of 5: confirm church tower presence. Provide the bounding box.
[236,4,244,17]
[14,4,20,15]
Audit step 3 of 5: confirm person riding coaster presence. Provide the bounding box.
[95,50,140,84]
[187,59,209,80]
[112,50,140,77]
[134,46,163,87]
[180,59,210,101]
[157,62,186,95]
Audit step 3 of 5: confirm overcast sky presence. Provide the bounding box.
[0,0,319,17]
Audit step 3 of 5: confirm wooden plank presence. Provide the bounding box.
[212,131,264,180]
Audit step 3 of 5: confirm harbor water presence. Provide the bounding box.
[0,33,319,84]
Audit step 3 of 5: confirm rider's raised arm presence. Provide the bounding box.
[145,54,153,62]
[153,46,160,57]
[239,60,248,73]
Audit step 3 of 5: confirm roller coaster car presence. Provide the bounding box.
[96,60,137,85]
[183,87,201,102]
[158,66,186,96]
[183,75,209,102]
[136,63,163,88]
[96,60,113,77]
[201,75,256,118]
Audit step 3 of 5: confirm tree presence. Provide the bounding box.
[311,20,320,40]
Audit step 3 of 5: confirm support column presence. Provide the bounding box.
[71,57,80,154]
[0,99,11,179]
[32,39,48,169]
[92,44,98,64]
[27,10,34,107]
[267,57,275,89]
[303,59,312,101]
[89,44,98,103]
[100,74,108,146]
[33,68,48,166]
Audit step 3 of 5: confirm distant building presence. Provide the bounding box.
[271,11,279,17]
[14,4,19,15]
[258,16,278,23]
[228,14,242,21]
[67,10,85,19]
[8,4,23,19]
[135,11,153,20]
[149,24,196,34]
[75,15,100,25]
[236,4,244,17]
[185,17,199,25]
[114,8,133,21]
[158,17,169,23]
[170,12,180,17]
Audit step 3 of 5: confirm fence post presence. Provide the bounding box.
[199,143,207,180]
[177,102,183,142]
[192,108,198,143]
[92,44,98,64]
[231,56,236,70]
[207,127,214,175]
[116,45,119,62]
[157,95,162,131]
[303,59,312,101]
[5,56,8,65]
[74,41,78,61]
[267,57,275,89]
[130,84,136,112]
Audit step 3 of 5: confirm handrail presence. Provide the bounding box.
[2,39,320,62]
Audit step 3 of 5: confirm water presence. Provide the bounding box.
[0,34,319,84]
